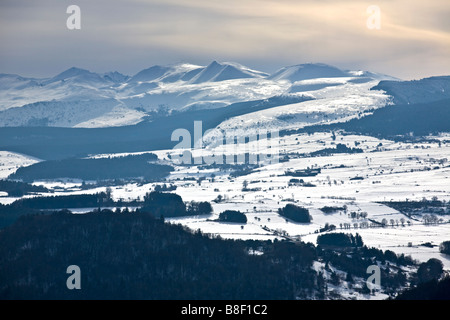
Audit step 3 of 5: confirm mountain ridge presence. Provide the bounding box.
[0,61,399,128]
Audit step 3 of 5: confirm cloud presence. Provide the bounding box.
[0,0,449,79]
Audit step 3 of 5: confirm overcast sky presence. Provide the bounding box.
[1,0,449,79]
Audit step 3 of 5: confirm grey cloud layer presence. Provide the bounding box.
[1,0,449,79]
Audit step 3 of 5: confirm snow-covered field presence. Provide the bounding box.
[163,132,449,267]
[154,133,450,269]
[5,131,447,271]
[1,63,449,300]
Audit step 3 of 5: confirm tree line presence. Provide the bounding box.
[9,153,172,182]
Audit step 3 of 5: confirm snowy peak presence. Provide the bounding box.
[347,70,399,82]
[54,67,91,78]
[0,74,41,90]
[190,61,224,83]
[103,71,129,83]
[46,67,106,85]
[0,61,407,129]
[268,63,398,84]
[129,65,172,83]
[268,63,350,82]
[160,63,204,83]
[128,61,267,84]
[190,61,268,84]
[129,63,203,83]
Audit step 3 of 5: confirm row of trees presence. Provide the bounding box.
[317,233,364,248]
[218,210,247,223]
[142,191,212,218]
[143,194,317,225]
[9,153,171,182]
[278,204,312,223]
[423,214,444,225]
[0,180,48,197]
[320,206,347,214]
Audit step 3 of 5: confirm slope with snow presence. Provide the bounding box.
[160,132,450,268]
[0,62,396,128]
[202,79,390,144]
[21,130,449,269]
[0,99,126,127]
[129,63,202,83]
[268,63,350,81]
[0,151,40,179]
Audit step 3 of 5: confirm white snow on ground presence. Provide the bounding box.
[157,132,449,268]
[311,261,390,300]
[1,131,449,300]
[303,225,450,270]
[0,151,41,179]
[22,131,449,271]
[203,80,389,140]
[2,64,449,299]
[0,99,134,128]
[73,104,148,128]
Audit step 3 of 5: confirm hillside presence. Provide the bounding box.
[0,208,424,300]
[339,98,450,137]
[373,76,450,105]
[1,61,449,301]
[0,211,318,299]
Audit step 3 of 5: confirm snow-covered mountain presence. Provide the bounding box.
[2,60,449,303]
[129,63,201,83]
[0,61,404,128]
[44,67,105,85]
[128,61,267,84]
[189,61,268,83]
[268,63,349,81]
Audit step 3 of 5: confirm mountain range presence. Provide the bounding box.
[1,59,449,302]
[0,61,449,160]
[0,61,397,128]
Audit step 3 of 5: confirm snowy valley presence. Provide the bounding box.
[1,61,449,300]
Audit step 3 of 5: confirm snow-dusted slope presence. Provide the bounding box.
[190,61,268,83]
[0,62,396,128]
[0,68,118,113]
[128,61,267,84]
[45,67,106,85]
[202,79,391,145]
[129,63,202,83]
[268,63,349,82]
[0,151,40,179]
[0,99,125,127]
